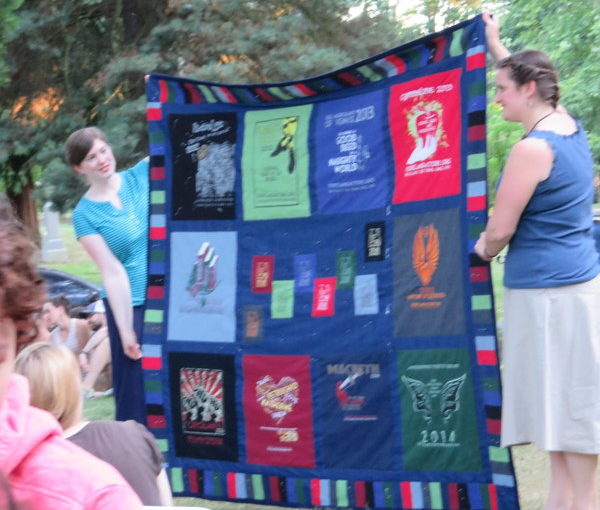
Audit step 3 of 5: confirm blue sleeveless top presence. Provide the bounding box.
[504,122,599,288]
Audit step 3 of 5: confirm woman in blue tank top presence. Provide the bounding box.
[477,13,600,510]
[66,127,149,424]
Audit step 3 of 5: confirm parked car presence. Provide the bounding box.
[38,267,101,309]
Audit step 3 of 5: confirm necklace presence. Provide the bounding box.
[522,109,555,139]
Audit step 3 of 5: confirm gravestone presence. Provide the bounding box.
[41,202,67,263]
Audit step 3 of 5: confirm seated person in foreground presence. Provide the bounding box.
[0,217,142,509]
[15,342,173,507]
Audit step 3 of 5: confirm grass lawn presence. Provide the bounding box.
[41,219,103,285]
[53,217,565,510]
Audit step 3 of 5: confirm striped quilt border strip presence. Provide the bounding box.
[169,469,504,510]
[142,152,168,432]
[145,17,480,106]
[462,42,516,493]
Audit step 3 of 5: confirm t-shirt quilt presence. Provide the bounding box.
[142,14,520,510]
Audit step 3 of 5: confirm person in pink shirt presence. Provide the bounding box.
[0,214,142,510]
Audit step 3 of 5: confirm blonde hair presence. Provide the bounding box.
[14,343,82,429]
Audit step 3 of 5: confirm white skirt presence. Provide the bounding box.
[500,274,600,453]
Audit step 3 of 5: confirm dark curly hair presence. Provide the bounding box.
[0,217,46,347]
[49,295,70,314]
[497,50,560,108]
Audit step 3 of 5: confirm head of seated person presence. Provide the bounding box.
[15,343,82,430]
[81,300,107,332]
[44,295,71,329]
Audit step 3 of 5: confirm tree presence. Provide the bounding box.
[0,0,22,86]
[0,122,42,244]
[392,0,481,33]
[494,0,600,166]
[486,103,523,201]
[483,0,600,204]
[2,0,418,229]
[0,0,168,237]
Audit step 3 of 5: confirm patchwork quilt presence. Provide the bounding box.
[143,14,520,510]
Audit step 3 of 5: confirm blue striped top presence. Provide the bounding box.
[72,160,149,305]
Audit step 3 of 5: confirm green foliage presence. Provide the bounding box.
[142,0,414,84]
[1,0,422,214]
[486,103,523,201]
[499,0,600,162]
[0,0,167,211]
[0,121,37,195]
[0,0,23,86]
[33,158,86,213]
[398,0,481,33]
[480,0,600,203]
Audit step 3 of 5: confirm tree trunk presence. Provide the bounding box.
[7,184,41,248]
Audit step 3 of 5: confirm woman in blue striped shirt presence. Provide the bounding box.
[67,127,149,424]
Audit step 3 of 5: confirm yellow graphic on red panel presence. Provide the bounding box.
[256,375,300,424]
[389,69,462,204]
[405,101,447,165]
